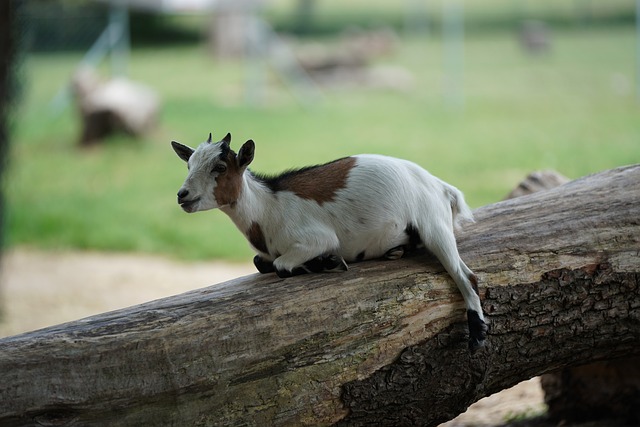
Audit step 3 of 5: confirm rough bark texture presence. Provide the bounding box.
[503,170,569,200]
[505,173,640,425]
[540,358,640,423]
[0,165,638,427]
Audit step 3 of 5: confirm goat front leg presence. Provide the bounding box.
[253,255,275,274]
[304,254,349,273]
[275,253,348,278]
[273,232,343,278]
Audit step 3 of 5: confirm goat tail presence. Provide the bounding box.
[445,184,474,228]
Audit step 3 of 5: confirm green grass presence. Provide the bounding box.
[265,0,635,35]
[5,25,639,261]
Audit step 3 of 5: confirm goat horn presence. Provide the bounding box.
[222,133,231,144]
[207,133,212,144]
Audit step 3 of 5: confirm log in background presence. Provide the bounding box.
[0,165,638,427]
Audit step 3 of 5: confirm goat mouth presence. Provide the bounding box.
[179,198,200,212]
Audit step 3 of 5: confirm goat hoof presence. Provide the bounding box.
[303,256,325,273]
[276,266,308,278]
[467,310,489,353]
[323,255,348,272]
[469,337,486,354]
[301,255,348,273]
[291,266,309,276]
[275,268,292,278]
[253,255,275,274]
[384,246,405,260]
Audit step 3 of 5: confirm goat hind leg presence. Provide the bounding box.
[420,223,488,352]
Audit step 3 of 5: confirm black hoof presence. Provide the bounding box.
[303,256,325,273]
[253,255,275,274]
[384,246,405,260]
[276,266,308,278]
[467,309,489,353]
[277,255,349,278]
[302,255,348,273]
[275,268,291,278]
[322,255,348,272]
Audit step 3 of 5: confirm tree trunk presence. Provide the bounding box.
[503,169,569,200]
[0,165,639,427]
[504,173,640,425]
[0,0,19,321]
[540,358,640,423]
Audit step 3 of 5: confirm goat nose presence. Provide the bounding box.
[177,189,189,200]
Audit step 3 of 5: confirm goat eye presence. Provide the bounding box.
[212,164,227,174]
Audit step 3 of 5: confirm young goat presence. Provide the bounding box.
[171,133,488,351]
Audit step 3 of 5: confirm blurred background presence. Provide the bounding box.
[4,0,639,262]
[0,1,639,423]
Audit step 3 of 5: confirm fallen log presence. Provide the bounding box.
[0,165,638,427]
[71,67,159,146]
[506,172,640,424]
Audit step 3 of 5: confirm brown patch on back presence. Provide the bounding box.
[214,150,243,207]
[279,157,356,204]
[246,222,269,255]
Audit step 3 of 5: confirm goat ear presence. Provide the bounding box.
[206,133,212,144]
[222,132,232,145]
[237,139,255,169]
[171,140,194,163]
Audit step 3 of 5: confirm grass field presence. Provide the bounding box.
[5,19,639,261]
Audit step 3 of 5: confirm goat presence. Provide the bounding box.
[171,132,488,351]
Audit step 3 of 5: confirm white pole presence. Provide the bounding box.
[636,0,640,102]
[109,3,130,77]
[442,0,464,110]
[245,14,267,107]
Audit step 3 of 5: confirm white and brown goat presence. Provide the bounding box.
[171,133,488,350]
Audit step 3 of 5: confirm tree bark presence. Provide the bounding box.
[540,358,640,423]
[503,169,569,200]
[505,173,640,425]
[0,165,638,427]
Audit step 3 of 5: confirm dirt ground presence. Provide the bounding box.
[0,248,548,426]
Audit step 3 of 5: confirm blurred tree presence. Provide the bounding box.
[208,0,254,58]
[294,0,316,35]
[0,0,19,318]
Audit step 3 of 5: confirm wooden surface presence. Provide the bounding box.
[507,173,640,424]
[0,165,638,427]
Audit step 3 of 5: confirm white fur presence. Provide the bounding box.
[232,155,466,261]
[172,139,484,324]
